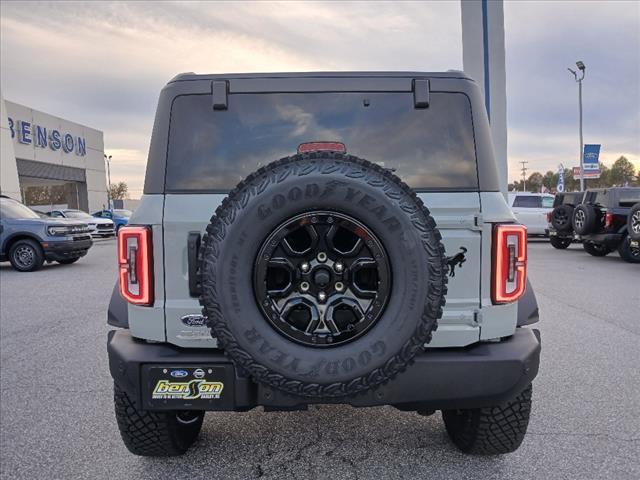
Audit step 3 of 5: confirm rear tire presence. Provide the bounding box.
[583,242,611,257]
[442,384,532,455]
[618,236,640,263]
[8,239,45,272]
[57,257,80,265]
[550,237,571,249]
[114,384,204,456]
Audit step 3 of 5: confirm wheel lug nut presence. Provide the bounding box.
[300,281,310,292]
[334,262,344,273]
[301,262,310,273]
[318,291,327,302]
[317,252,327,263]
[335,282,344,292]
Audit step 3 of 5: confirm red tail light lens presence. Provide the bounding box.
[118,226,153,305]
[605,212,613,229]
[297,142,346,154]
[492,224,527,304]
[546,212,552,223]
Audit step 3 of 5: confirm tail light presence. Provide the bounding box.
[605,212,613,229]
[298,142,346,154]
[118,226,153,305]
[492,224,527,304]
[546,212,552,223]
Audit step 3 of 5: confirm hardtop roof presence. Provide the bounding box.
[168,70,472,84]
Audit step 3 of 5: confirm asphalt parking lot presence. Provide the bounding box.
[1,238,638,480]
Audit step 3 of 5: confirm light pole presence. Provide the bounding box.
[104,154,112,209]
[568,60,586,191]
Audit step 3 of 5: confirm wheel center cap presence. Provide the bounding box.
[313,268,331,287]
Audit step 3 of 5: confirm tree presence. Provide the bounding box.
[542,171,555,191]
[527,172,544,193]
[609,156,636,186]
[109,182,129,200]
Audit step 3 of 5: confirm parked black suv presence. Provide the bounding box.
[0,195,93,271]
[548,191,584,249]
[571,187,640,262]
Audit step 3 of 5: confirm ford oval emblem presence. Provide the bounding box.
[170,369,189,378]
[181,314,207,327]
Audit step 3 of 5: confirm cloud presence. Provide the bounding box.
[504,0,640,179]
[1,1,638,192]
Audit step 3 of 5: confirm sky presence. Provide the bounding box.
[1,0,638,196]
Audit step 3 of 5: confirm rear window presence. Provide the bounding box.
[166,92,478,192]
[513,196,541,208]
[541,197,554,208]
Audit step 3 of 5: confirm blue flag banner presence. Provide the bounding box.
[557,165,565,193]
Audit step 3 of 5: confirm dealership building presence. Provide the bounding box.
[1,91,108,213]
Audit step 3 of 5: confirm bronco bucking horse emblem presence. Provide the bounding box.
[446,247,468,277]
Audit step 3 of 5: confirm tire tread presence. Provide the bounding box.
[198,152,448,398]
[442,384,532,454]
[114,384,202,456]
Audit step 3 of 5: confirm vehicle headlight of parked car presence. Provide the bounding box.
[47,224,91,236]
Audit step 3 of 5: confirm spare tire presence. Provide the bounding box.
[551,204,574,233]
[199,152,448,398]
[572,204,597,235]
[627,203,640,241]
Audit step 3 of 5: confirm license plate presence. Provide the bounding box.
[549,230,557,236]
[631,240,639,248]
[142,365,234,409]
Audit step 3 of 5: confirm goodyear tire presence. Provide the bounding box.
[572,204,597,235]
[199,152,448,398]
[442,384,532,454]
[114,384,204,456]
[550,205,574,233]
[627,203,640,241]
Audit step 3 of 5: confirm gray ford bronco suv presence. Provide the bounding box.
[107,72,541,456]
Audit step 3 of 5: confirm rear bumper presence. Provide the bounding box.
[108,328,541,412]
[43,237,92,261]
[548,228,574,239]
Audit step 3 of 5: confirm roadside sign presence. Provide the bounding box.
[573,166,600,179]
[582,144,601,178]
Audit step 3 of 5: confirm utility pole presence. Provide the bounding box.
[568,61,586,191]
[520,160,528,192]
[104,154,112,209]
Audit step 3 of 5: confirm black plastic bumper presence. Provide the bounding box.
[108,328,541,412]
[43,237,92,261]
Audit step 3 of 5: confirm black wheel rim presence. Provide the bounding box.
[632,211,640,235]
[553,209,568,226]
[13,245,35,269]
[574,210,585,230]
[254,211,391,347]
